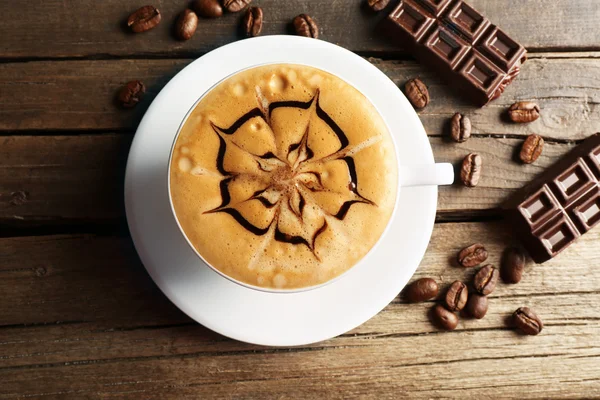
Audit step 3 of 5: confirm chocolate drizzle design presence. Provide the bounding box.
[198,89,379,260]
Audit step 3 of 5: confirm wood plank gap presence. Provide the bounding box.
[1,49,600,66]
[435,212,503,223]
[0,221,127,239]
[94,322,197,333]
[388,352,573,370]
[0,320,88,330]
[340,326,513,340]
[0,53,209,64]
[0,129,134,137]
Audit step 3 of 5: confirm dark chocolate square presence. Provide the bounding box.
[458,50,504,94]
[444,0,490,43]
[416,0,453,17]
[534,213,580,258]
[518,184,562,228]
[424,26,471,69]
[389,1,436,42]
[551,159,597,206]
[585,145,600,179]
[568,186,600,232]
[478,26,527,72]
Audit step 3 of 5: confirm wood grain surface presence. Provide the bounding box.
[2,55,600,138]
[0,135,582,226]
[2,222,600,398]
[2,0,600,398]
[1,0,599,58]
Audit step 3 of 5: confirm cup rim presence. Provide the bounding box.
[167,61,401,294]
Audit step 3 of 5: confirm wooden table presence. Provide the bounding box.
[2,1,600,398]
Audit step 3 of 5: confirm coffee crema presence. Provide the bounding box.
[170,64,398,289]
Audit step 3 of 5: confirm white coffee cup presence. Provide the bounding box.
[167,63,454,294]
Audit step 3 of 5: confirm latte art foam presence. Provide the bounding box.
[170,64,398,289]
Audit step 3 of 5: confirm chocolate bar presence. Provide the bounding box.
[382,0,527,106]
[504,134,600,263]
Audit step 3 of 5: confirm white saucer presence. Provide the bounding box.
[125,36,437,346]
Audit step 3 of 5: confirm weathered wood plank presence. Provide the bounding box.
[434,137,576,217]
[1,330,599,398]
[373,55,600,140]
[0,135,580,225]
[1,0,599,59]
[0,135,131,226]
[1,223,600,397]
[3,221,599,330]
[2,56,599,138]
[0,59,186,132]
[1,293,598,369]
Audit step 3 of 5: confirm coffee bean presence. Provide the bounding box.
[457,243,488,268]
[432,304,459,331]
[10,191,29,206]
[501,247,526,284]
[465,294,488,319]
[243,7,263,37]
[127,5,161,33]
[509,101,540,123]
[404,278,439,303]
[293,14,318,38]
[513,307,543,335]
[367,0,391,11]
[118,80,145,108]
[460,153,482,187]
[175,9,198,41]
[223,0,251,13]
[473,264,499,295]
[404,78,429,109]
[450,113,471,143]
[192,0,223,18]
[444,281,468,311]
[520,134,544,164]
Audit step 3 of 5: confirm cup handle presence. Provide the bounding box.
[399,163,455,187]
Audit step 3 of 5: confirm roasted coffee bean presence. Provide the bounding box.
[118,80,145,108]
[444,281,468,311]
[405,78,429,109]
[466,294,488,319]
[127,5,161,33]
[243,7,263,37]
[501,247,526,284]
[457,243,488,268]
[520,134,544,164]
[432,304,459,331]
[473,264,499,295]
[293,14,318,38]
[404,278,439,303]
[450,113,471,143]
[368,0,391,11]
[175,9,198,40]
[10,191,28,206]
[460,153,482,187]
[223,0,251,12]
[192,0,223,18]
[509,101,540,123]
[513,307,543,335]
